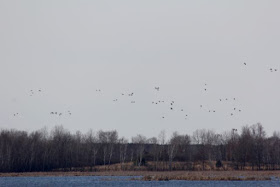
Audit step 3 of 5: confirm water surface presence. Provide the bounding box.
[0,176,280,187]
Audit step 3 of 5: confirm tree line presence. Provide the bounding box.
[0,123,280,172]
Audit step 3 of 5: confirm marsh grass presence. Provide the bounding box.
[0,163,279,181]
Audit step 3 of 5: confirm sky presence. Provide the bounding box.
[1,0,280,139]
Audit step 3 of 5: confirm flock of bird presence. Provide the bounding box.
[29,89,42,97]
[92,80,244,120]
[50,111,72,116]
[11,62,278,123]
[269,68,278,73]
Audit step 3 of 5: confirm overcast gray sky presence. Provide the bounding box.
[1,0,280,139]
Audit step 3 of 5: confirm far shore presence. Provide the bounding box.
[1,171,280,181]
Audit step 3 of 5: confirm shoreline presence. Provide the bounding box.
[1,171,280,181]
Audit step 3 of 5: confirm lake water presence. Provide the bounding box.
[0,176,280,187]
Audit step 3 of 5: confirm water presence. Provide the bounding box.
[0,176,279,187]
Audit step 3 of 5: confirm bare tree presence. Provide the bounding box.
[192,129,216,170]
[250,123,266,170]
[157,130,166,170]
[108,131,118,165]
[236,125,254,170]
[98,130,118,167]
[131,134,147,167]
[147,137,158,170]
[118,137,128,170]
[167,132,179,171]
[85,130,99,171]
